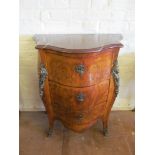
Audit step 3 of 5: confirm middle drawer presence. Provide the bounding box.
[50,80,109,113]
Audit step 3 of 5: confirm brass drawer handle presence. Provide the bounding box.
[75,114,84,121]
[76,93,85,102]
[75,64,85,75]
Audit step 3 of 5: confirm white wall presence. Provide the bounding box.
[20,0,135,54]
[19,0,135,111]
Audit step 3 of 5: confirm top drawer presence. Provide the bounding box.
[45,51,113,87]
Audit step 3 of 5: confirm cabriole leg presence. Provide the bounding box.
[47,127,53,137]
[47,119,54,137]
[102,118,108,136]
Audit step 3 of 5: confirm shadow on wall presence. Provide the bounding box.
[19,36,135,111]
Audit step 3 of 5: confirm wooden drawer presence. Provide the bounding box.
[56,103,106,125]
[50,80,109,113]
[46,51,113,87]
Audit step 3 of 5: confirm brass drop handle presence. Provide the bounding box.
[76,93,85,102]
[78,114,83,120]
[75,114,84,121]
[75,64,85,75]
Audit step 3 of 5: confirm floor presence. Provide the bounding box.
[20,111,135,155]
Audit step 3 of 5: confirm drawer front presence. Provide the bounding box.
[50,80,109,113]
[55,103,106,125]
[46,51,113,87]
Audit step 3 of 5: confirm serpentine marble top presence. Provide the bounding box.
[34,34,123,53]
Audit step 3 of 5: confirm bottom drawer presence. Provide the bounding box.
[56,103,106,125]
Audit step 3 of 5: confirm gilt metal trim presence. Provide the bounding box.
[39,64,48,98]
[76,93,85,102]
[112,60,119,97]
[75,64,85,75]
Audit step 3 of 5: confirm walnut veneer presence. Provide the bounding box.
[34,34,123,136]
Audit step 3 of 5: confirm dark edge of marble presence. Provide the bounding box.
[34,34,123,53]
[35,44,123,53]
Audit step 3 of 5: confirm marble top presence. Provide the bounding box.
[33,34,123,53]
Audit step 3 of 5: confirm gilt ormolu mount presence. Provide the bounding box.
[39,64,48,98]
[112,60,120,97]
[34,34,123,137]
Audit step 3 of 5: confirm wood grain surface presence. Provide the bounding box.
[37,39,122,134]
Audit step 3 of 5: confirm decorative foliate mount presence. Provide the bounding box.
[75,64,85,75]
[39,64,48,98]
[112,60,119,97]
